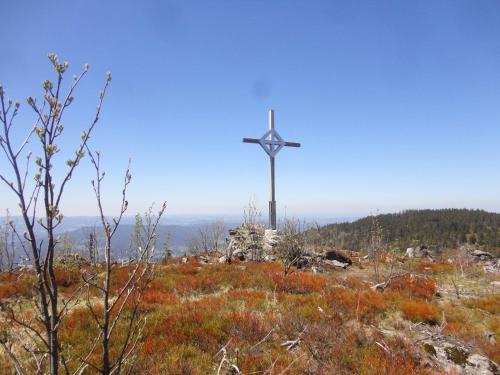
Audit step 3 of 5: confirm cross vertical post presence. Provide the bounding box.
[269,110,277,229]
[243,110,301,230]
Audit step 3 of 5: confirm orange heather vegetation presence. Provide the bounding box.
[0,257,499,374]
[388,274,437,299]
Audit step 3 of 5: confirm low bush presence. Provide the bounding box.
[54,266,81,290]
[142,289,178,311]
[0,272,35,299]
[388,274,436,299]
[326,288,388,322]
[401,299,440,324]
[273,271,326,294]
[463,295,500,314]
[0,283,17,299]
[415,261,456,275]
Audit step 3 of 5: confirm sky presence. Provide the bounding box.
[1,0,500,220]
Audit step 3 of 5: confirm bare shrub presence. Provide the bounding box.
[277,218,306,276]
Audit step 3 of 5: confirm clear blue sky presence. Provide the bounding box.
[1,0,500,218]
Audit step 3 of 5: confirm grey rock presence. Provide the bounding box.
[323,259,350,269]
[465,353,498,375]
[471,250,493,260]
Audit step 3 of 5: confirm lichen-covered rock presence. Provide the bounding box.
[422,340,499,374]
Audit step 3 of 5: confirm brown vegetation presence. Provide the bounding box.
[2,253,497,374]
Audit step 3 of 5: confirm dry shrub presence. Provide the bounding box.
[238,352,299,374]
[299,318,430,374]
[109,265,135,292]
[479,340,500,365]
[226,289,265,300]
[246,261,282,274]
[54,266,81,289]
[142,289,178,311]
[279,293,325,334]
[175,273,220,295]
[227,310,269,343]
[388,274,436,299]
[199,264,252,289]
[180,257,202,267]
[140,343,212,374]
[273,271,326,294]
[325,288,388,322]
[401,299,440,324]
[356,335,427,375]
[59,307,102,367]
[176,264,200,275]
[0,283,17,299]
[226,289,266,309]
[340,275,370,289]
[0,272,35,299]
[149,296,228,353]
[463,295,500,314]
[231,262,280,290]
[415,261,456,274]
[0,272,17,283]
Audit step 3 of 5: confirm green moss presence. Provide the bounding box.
[445,346,468,366]
[423,343,436,357]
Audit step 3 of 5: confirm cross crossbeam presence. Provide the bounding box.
[242,110,301,229]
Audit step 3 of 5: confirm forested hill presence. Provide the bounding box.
[319,209,500,255]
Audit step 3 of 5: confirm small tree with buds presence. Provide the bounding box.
[0,54,110,374]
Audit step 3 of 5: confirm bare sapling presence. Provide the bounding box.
[0,53,110,374]
[80,149,166,375]
[367,214,385,283]
[277,218,306,276]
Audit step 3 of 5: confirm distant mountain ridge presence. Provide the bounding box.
[63,224,194,257]
[319,209,500,255]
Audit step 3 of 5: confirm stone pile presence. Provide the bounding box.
[222,225,353,270]
[405,246,442,259]
[56,252,89,266]
[456,245,499,273]
[223,224,273,263]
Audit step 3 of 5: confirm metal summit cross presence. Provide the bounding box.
[243,110,301,230]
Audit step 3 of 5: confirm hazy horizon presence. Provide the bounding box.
[1,207,499,228]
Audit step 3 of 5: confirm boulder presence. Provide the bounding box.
[232,249,246,261]
[197,255,209,263]
[406,246,432,258]
[465,353,498,375]
[422,341,499,375]
[484,259,500,274]
[470,250,493,261]
[323,259,350,269]
[324,250,352,266]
